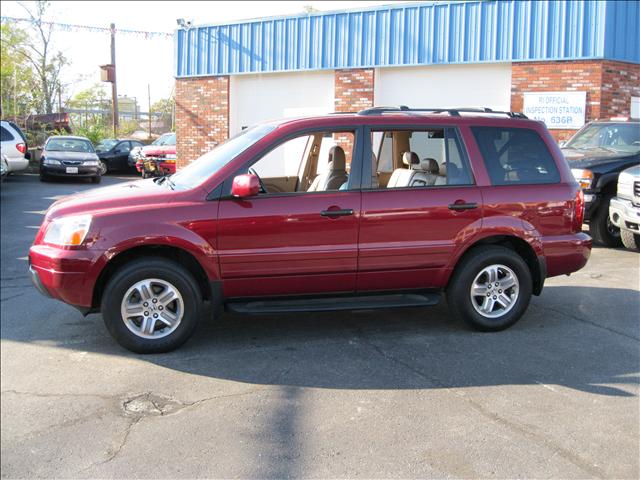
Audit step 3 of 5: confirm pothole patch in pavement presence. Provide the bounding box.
[122,393,186,417]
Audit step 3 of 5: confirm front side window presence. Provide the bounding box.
[369,128,473,189]
[248,130,355,194]
[95,139,118,152]
[472,127,560,185]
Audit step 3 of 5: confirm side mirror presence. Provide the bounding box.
[231,174,260,198]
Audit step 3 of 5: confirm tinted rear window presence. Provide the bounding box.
[472,127,560,185]
[1,126,14,142]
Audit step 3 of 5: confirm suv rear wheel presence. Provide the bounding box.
[101,258,203,353]
[447,246,532,331]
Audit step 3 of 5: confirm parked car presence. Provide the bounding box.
[609,165,640,251]
[137,144,177,178]
[29,107,591,353]
[1,155,8,181]
[561,119,640,247]
[39,136,101,183]
[128,132,175,168]
[95,139,144,174]
[0,120,29,174]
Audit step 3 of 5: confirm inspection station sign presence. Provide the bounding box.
[523,92,587,129]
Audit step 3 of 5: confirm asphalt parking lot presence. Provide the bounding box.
[1,173,639,479]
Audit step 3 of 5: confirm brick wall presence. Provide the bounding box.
[334,68,374,163]
[600,61,640,119]
[175,76,229,169]
[511,60,640,142]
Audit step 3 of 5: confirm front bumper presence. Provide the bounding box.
[41,164,100,178]
[28,244,103,308]
[609,197,640,233]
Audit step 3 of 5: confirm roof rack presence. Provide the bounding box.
[357,105,528,119]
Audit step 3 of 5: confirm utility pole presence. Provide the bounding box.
[13,67,18,123]
[148,84,152,140]
[110,23,119,137]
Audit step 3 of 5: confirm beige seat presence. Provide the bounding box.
[308,146,349,191]
[387,152,439,188]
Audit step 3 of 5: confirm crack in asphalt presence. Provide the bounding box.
[532,303,640,342]
[345,320,607,480]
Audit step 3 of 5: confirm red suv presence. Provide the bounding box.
[29,107,591,353]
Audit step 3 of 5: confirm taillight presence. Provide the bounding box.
[573,189,585,233]
[16,143,26,154]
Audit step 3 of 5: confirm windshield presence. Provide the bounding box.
[566,123,640,153]
[153,133,176,146]
[95,139,118,152]
[46,138,95,153]
[170,125,276,190]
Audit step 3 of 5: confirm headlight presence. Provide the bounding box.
[571,169,594,190]
[165,153,177,160]
[43,214,92,246]
[43,158,61,165]
[83,160,99,166]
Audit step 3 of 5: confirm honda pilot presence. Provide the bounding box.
[29,107,591,353]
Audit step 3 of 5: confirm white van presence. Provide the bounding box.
[0,120,29,173]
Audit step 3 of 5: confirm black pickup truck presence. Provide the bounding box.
[561,120,640,247]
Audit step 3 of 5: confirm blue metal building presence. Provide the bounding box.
[175,0,639,77]
[174,0,639,162]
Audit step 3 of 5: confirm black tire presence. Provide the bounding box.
[39,173,49,182]
[91,175,102,184]
[99,161,108,175]
[446,245,533,332]
[101,258,203,353]
[620,229,640,251]
[589,195,622,248]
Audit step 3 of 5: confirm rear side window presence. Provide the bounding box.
[472,127,560,185]
[1,126,14,142]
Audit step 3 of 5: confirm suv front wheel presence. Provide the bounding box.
[101,258,203,353]
[447,246,533,331]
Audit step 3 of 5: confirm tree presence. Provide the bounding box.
[151,97,174,116]
[16,1,69,114]
[67,83,110,110]
[0,23,39,118]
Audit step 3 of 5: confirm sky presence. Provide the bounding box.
[0,1,416,108]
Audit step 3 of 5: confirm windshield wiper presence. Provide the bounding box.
[163,175,176,190]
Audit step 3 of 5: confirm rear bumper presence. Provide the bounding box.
[6,156,29,173]
[541,232,592,278]
[28,244,103,308]
[609,196,640,233]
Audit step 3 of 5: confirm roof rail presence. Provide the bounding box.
[357,106,528,119]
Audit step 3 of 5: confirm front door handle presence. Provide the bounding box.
[448,202,478,211]
[320,208,354,217]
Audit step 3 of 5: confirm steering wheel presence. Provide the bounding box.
[248,167,267,194]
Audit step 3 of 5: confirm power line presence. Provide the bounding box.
[0,16,173,39]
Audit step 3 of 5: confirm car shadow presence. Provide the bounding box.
[2,282,638,397]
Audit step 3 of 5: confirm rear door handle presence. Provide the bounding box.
[320,209,354,217]
[448,202,478,211]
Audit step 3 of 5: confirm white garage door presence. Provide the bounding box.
[375,63,512,112]
[229,70,335,136]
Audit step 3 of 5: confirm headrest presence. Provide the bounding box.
[328,146,346,171]
[439,162,447,176]
[402,151,419,167]
[421,158,440,174]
